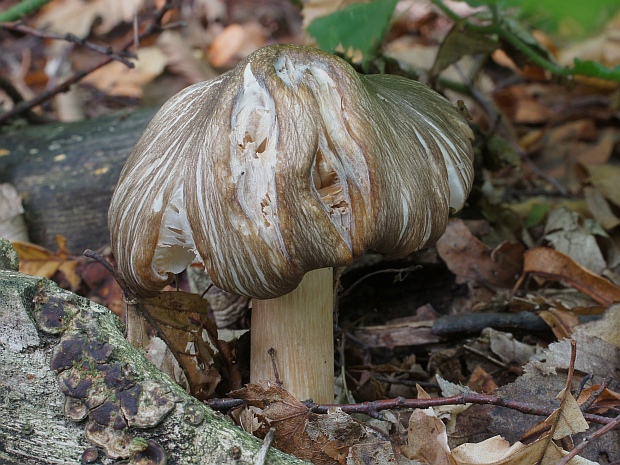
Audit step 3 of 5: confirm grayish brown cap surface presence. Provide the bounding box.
[109,44,475,299]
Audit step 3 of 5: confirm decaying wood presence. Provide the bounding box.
[0,246,307,465]
[0,109,157,252]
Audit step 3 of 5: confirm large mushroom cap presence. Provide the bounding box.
[109,44,474,299]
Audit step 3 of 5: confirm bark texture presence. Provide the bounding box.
[0,109,157,252]
[0,258,307,465]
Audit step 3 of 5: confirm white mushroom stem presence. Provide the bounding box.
[250,267,334,403]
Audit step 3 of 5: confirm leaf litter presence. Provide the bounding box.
[4,0,620,463]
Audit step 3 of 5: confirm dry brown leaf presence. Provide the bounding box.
[468,366,498,394]
[436,220,524,288]
[207,24,247,67]
[576,129,615,165]
[12,235,81,291]
[36,0,145,37]
[550,388,589,440]
[451,434,595,465]
[577,384,620,413]
[583,164,620,208]
[577,303,620,349]
[522,247,620,306]
[539,309,580,340]
[83,47,167,98]
[137,291,224,400]
[206,22,266,67]
[543,207,607,275]
[401,408,455,465]
[156,31,217,84]
[231,384,375,464]
[583,186,620,231]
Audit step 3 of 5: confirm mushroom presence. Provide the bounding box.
[108,44,474,404]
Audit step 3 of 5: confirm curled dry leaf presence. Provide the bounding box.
[230,384,376,465]
[436,220,524,288]
[135,291,224,400]
[12,235,81,291]
[36,0,145,37]
[522,247,620,307]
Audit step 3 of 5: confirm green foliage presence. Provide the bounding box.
[306,0,398,65]
[458,0,620,38]
[0,0,53,22]
[525,204,550,228]
[572,59,620,82]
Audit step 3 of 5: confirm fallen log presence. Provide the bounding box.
[0,240,306,465]
[0,109,157,252]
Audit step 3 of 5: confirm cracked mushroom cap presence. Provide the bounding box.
[109,44,474,299]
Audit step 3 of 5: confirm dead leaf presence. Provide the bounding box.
[231,384,371,464]
[577,303,620,349]
[521,247,620,306]
[468,366,499,394]
[583,164,620,208]
[577,384,620,413]
[539,309,580,340]
[583,187,620,231]
[12,235,81,291]
[206,22,266,67]
[135,291,226,400]
[543,207,607,275]
[37,0,145,37]
[401,408,455,465]
[430,23,499,80]
[0,183,28,242]
[436,220,524,288]
[83,47,167,98]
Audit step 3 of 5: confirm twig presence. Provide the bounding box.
[0,0,52,22]
[211,392,616,426]
[339,264,420,300]
[0,76,47,124]
[463,344,509,368]
[267,348,282,387]
[0,1,182,125]
[1,22,136,67]
[556,414,620,465]
[253,427,276,465]
[83,249,135,300]
[580,376,612,413]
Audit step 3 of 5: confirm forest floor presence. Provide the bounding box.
[2,1,620,464]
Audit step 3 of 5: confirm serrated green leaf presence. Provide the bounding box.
[572,59,620,82]
[306,0,398,64]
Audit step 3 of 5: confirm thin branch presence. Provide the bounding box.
[83,249,135,300]
[253,428,276,465]
[0,1,182,125]
[556,414,620,465]
[210,392,616,427]
[1,22,136,67]
[580,376,613,413]
[339,265,420,300]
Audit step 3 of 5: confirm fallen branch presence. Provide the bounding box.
[1,22,136,67]
[0,0,182,126]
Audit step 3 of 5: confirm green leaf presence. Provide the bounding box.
[572,59,620,82]
[306,0,398,65]
[456,0,620,37]
[525,204,550,228]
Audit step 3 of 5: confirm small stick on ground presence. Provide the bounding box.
[253,427,276,465]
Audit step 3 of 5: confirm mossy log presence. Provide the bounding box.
[0,109,157,252]
[0,247,307,465]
